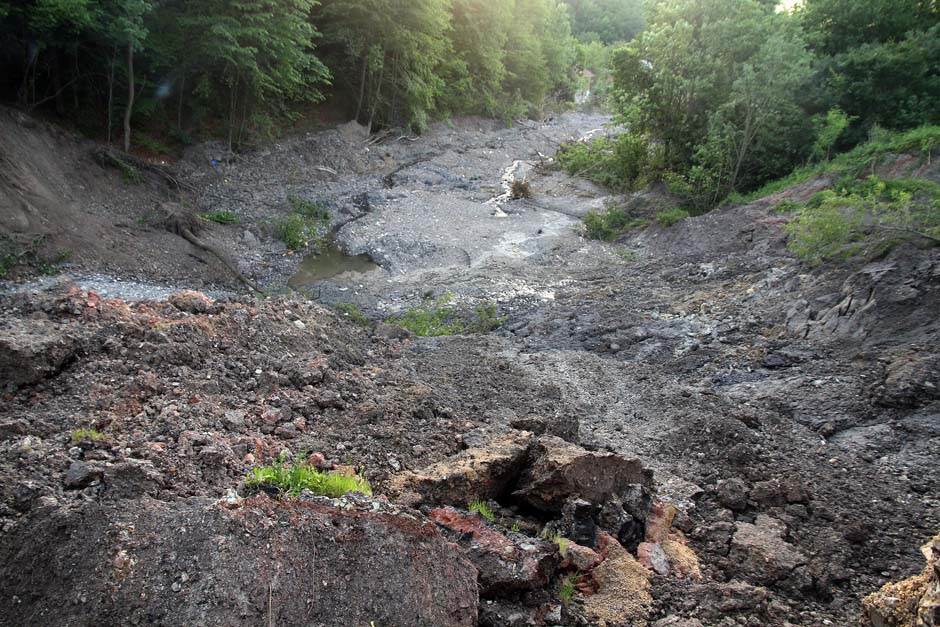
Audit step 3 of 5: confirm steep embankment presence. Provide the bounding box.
[0,110,937,626]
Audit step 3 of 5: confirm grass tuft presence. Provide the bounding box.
[559,574,577,605]
[334,302,370,327]
[201,210,240,225]
[469,500,496,522]
[583,205,648,241]
[245,461,372,498]
[71,428,107,444]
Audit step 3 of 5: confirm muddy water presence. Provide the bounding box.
[288,239,378,288]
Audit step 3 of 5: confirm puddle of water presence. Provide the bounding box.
[288,239,378,288]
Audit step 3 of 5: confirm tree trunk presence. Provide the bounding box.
[177,74,185,132]
[354,55,367,122]
[367,59,384,133]
[107,48,116,145]
[123,41,134,153]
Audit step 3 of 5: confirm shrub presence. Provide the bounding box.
[469,500,496,522]
[556,133,662,192]
[245,461,372,498]
[468,303,505,333]
[71,428,107,444]
[510,179,532,199]
[275,213,310,251]
[785,176,940,265]
[288,195,331,223]
[201,210,240,225]
[655,207,690,227]
[583,206,647,241]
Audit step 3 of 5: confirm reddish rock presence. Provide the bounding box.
[512,435,653,513]
[638,542,670,576]
[430,506,558,595]
[645,501,678,543]
[562,541,602,571]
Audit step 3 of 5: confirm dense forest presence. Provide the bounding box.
[0,0,640,149]
[0,0,937,204]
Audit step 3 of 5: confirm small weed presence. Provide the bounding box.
[276,197,331,251]
[71,428,106,444]
[551,532,570,554]
[559,575,577,605]
[288,196,331,223]
[201,210,240,225]
[275,213,312,251]
[335,302,370,327]
[510,521,522,533]
[469,500,496,522]
[655,207,690,227]
[245,461,372,498]
[509,179,532,199]
[773,200,800,214]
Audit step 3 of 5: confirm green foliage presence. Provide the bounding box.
[387,293,465,337]
[564,0,644,45]
[582,205,646,241]
[656,207,690,227]
[335,302,370,327]
[245,461,372,498]
[785,176,940,265]
[812,107,854,161]
[551,532,570,554]
[557,133,662,191]
[71,428,107,443]
[386,294,504,336]
[469,500,496,522]
[275,196,331,251]
[200,210,239,225]
[559,574,577,605]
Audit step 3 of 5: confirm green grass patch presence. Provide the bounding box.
[288,195,331,222]
[387,295,505,336]
[469,500,496,522]
[201,210,240,225]
[245,461,372,498]
[655,207,690,227]
[71,428,107,444]
[335,302,370,327]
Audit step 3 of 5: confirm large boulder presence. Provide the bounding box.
[0,495,479,626]
[0,319,78,388]
[730,514,808,584]
[388,430,533,506]
[512,436,653,513]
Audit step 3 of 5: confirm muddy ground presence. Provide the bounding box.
[0,107,938,626]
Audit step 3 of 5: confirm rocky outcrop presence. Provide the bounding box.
[0,319,78,388]
[0,495,479,626]
[862,533,940,627]
[730,514,808,584]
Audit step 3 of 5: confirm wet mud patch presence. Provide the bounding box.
[287,238,379,288]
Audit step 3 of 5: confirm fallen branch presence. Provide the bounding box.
[93,147,195,193]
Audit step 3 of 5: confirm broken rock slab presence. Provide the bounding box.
[730,514,808,585]
[513,435,653,514]
[388,430,533,506]
[0,495,478,626]
[430,506,558,596]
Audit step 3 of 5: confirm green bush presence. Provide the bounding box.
[468,303,505,333]
[288,196,331,222]
[71,428,107,444]
[655,207,690,227]
[275,213,311,251]
[583,206,647,241]
[245,461,372,498]
[785,176,940,265]
[556,133,662,192]
[387,294,465,337]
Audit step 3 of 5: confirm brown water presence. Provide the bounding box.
[288,239,378,288]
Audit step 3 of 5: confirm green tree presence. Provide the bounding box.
[563,0,643,44]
